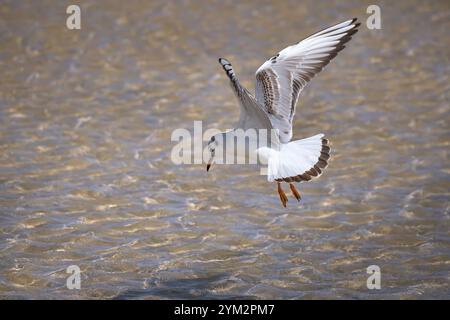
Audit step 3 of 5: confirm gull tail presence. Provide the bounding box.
[258,134,330,183]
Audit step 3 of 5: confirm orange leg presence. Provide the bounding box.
[277,182,288,208]
[289,183,301,202]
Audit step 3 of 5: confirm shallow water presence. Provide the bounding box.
[0,0,449,299]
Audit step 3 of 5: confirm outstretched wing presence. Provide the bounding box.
[255,18,360,143]
[218,58,273,132]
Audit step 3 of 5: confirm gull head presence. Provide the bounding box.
[206,130,234,171]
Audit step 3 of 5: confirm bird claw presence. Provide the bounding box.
[277,182,288,207]
[289,183,301,202]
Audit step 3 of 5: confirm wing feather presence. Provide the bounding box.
[255,18,360,143]
[219,58,273,131]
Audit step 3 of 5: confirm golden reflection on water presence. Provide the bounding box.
[0,0,449,299]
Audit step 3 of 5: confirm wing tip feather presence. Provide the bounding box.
[218,57,229,64]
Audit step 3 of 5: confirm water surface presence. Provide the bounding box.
[0,0,449,299]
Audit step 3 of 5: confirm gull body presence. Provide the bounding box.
[207,19,360,207]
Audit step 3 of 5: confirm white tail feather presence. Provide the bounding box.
[257,134,329,182]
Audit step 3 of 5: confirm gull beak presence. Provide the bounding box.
[206,156,213,172]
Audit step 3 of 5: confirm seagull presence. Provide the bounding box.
[207,18,360,207]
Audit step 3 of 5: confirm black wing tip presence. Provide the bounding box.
[351,18,361,31]
[218,58,235,79]
[346,18,360,34]
[218,58,230,66]
[337,20,361,46]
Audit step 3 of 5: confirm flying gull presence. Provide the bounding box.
[207,18,360,207]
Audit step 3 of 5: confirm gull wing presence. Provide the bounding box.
[255,18,360,143]
[218,58,273,132]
